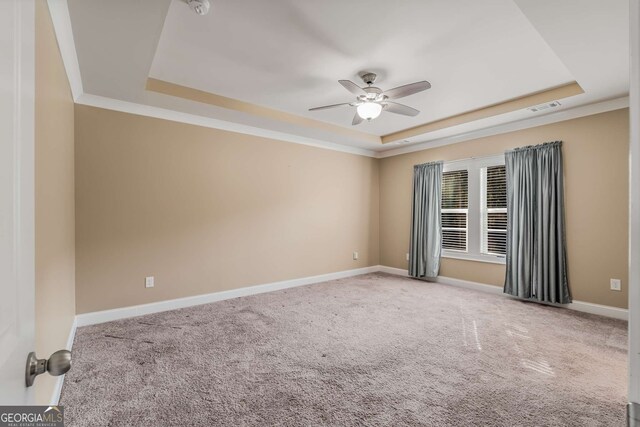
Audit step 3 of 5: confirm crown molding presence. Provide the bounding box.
[76,93,379,157]
[382,82,584,144]
[46,0,83,101]
[46,0,629,161]
[75,93,630,160]
[376,96,629,159]
[147,78,380,145]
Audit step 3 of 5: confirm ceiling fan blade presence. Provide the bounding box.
[339,80,367,96]
[384,81,431,100]
[309,102,352,111]
[384,101,420,117]
[352,112,364,125]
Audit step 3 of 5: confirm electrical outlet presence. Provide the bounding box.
[145,276,155,288]
[406,253,410,261]
[353,251,359,260]
[610,278,621,291]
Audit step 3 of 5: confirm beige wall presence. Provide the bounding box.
[74,105,379,313]
[380,109,629,309]
[75,106,628,313]
[35,0,76,404]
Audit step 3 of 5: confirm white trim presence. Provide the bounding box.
[0,0,36,405]
[569,300,629,322]
[67,264,629,334]
[376,97,630,159]
[438,275,628,320]
[49,317,77,406]
[46,0,83,101]
[74,94,629,161]
[628,0,640,405]
[40,0,379,158]
[441,155,507,264]
[434,275,503,295]
[76,94,378,158]
[76,266,379,327]
[443,154,505,170]
[38,0,630,162]
[379,266,628,321]
[442,251,505,265]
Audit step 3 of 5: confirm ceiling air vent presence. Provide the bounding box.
[527,101,561,113]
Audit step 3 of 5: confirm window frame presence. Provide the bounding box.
[480,165,507,257]
[441,170,469,253]
[442,154,506,265]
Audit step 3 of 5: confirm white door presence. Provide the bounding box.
[630,0,640,423]
[0,0,36,405]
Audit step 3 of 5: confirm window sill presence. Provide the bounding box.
[442,251,506,265]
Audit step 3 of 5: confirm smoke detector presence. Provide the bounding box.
[187,0,210,15]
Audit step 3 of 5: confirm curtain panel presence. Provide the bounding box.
[504,141,570,304]
[409,161,443,278]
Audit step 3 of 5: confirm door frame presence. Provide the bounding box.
[629,0,640,424]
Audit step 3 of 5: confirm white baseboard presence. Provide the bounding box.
[50,316,77,405]
[75,266,379,327]
[435,275,504,295]
[73,263,627,332]
[378,265,628,321]
[568,300,628,321]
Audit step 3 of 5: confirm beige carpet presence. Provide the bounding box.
[61,273,627,426]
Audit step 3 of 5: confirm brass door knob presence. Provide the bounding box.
[25,350,72,387]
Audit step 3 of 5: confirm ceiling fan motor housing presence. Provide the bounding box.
[362,86,384,101]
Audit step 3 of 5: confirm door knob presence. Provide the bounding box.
[25,350,72,387]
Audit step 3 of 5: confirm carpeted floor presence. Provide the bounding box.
[61,273,627,426]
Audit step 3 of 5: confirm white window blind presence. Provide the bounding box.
[481,165,507,256]
[441,169,468,252]
[441,154,506,264]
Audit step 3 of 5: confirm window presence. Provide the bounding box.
[441,170,468,251]
[442,155,506,264]
[481,165,507,256]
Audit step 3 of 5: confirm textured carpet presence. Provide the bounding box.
[61,273,627,426]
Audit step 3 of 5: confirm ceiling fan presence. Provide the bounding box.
[309,72,431,125]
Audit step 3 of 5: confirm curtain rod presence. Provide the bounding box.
[427,141,557,167]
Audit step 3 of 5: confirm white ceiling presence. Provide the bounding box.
[67,0,629,152]
[149,0,575,136]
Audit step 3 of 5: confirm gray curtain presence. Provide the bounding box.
[504,141,570,304]
[409,161,443,278]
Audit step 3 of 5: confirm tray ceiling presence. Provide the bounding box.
[149,0,575,136]
[66,0,629,152]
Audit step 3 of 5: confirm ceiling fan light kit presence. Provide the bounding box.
[357,102,383,120]
[309,72,431,125]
